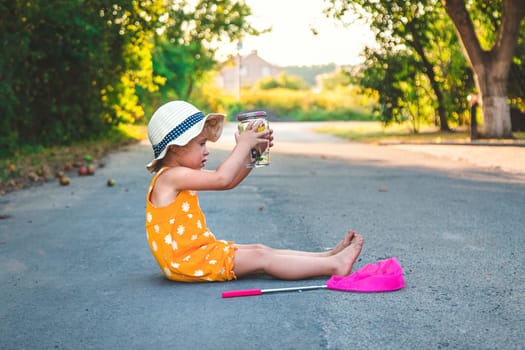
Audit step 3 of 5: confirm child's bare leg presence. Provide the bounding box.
[235,230,356,258]
[233,234,364,279]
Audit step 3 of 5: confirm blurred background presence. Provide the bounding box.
[1,0,524,192]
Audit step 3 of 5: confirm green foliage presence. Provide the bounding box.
[2,1,104,153]
[107,1,165,125]
[257,73,309,90]
[295,108,371,122]
[283,64,337,86]
[0,0,166,157]
[357,48,419,126]
[143,0,259,110]
[0,0,260,158]
[326,0,525,135]
[465,0,524,110]
[152,39,213,101]
[325,0,477,132]
[237,86,375,121]
[469,0,525,110]
[225,101,245,121]
[321,69,352,90]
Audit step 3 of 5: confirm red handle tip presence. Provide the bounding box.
[222,289,263,298]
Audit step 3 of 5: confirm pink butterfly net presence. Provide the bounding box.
[326,257,405,292]
[222,257,405,298]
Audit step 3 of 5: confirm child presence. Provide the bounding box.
[145,100,364,282]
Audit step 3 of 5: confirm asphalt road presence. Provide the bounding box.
[1,122,524,350]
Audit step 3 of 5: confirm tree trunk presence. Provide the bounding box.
[476,65,512,137]
[480,96,511,138]
[442,0,525,139]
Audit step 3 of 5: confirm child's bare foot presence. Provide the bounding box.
[330,230,356,256]
[334,234,364,276]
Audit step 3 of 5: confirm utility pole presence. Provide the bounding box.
[236,40,242,100]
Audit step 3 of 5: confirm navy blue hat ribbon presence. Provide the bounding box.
[152,111,206,158]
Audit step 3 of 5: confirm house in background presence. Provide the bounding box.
[217,50,282,97]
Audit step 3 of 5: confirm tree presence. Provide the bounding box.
[356,46,435,132]
[150,0,259,106]
[442,0,525,138]
[325,0,456,131]
[0,0,258,156]
[0,0,165,155]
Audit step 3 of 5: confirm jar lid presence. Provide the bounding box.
[236,110,267,121]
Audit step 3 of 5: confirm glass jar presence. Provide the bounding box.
[237,111,270,168]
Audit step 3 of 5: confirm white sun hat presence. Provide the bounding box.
[146,100,225,172]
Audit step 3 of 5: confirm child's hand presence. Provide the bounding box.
[235,128,273,146]
[235,120,271,149]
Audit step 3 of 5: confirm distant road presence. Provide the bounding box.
[212,121,525,178]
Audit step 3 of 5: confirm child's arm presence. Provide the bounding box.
[160,126,269,192]
[221,152,253,188]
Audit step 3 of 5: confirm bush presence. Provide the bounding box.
[236,86,376,121]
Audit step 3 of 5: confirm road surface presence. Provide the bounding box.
[1,122,524,349]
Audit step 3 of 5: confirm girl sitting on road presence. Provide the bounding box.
[145,100,364,282]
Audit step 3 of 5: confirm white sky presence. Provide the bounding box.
[217,0,375,67]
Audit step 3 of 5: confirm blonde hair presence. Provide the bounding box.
[202,118,221,140]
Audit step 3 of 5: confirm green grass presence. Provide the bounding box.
[294,109,374,122]
[316,122,525,144]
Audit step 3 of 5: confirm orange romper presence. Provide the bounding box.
[145,169,237,282]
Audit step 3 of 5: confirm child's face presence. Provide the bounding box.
[172,133,210,169]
